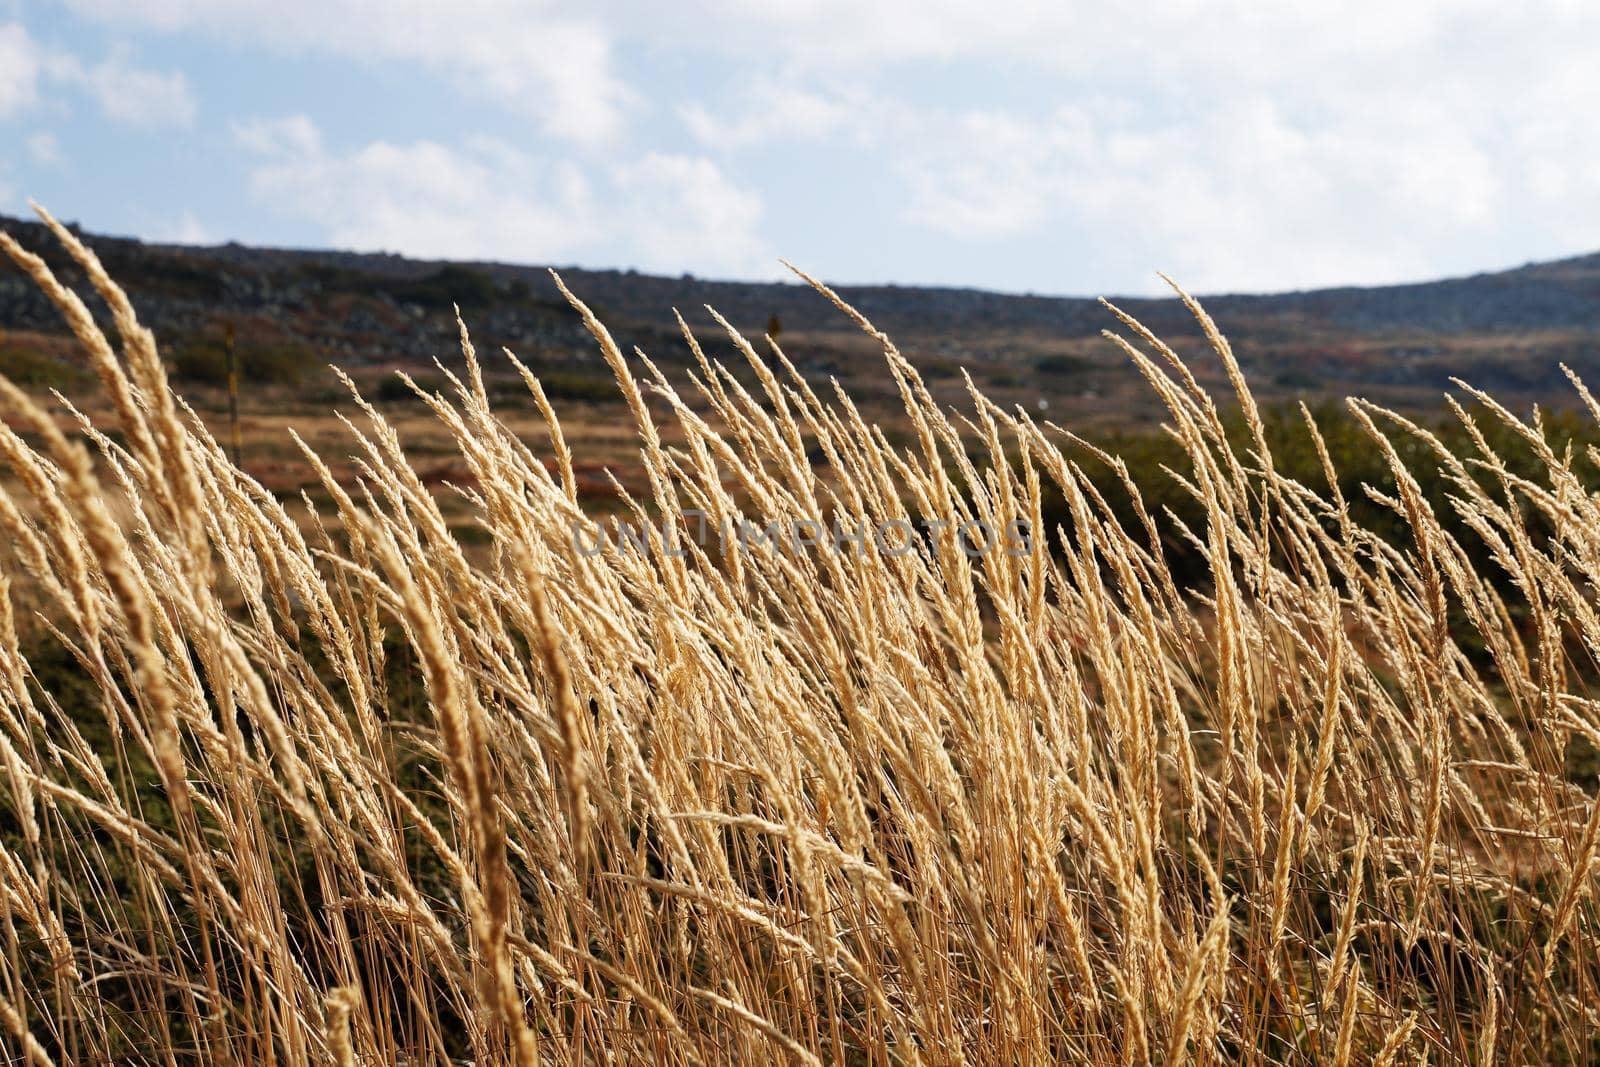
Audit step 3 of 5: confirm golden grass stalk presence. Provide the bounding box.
[0,208,1596,1063]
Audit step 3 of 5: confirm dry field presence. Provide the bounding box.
[3,210,1600,1065]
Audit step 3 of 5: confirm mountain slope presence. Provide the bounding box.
[3,213,1599,427]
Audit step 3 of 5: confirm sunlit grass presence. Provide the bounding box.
[1,207,1598,1064]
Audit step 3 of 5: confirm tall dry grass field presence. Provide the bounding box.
[2,209,1599,1064]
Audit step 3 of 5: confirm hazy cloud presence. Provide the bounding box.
[68,47,196,127]
[26,132,61,164]
[63,0,633,143]
[35,2,1600,291]
[0,20,195,128]
[233,116,770,276]
[150,209,211,243]
[679,82,856,151]
[657,1,1600,291]
[0,22,44,118]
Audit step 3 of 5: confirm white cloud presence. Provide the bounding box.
[880,96,1512,292]
[0,22,44,117]
[150,209,211,243]
[66,47,197,127]
[657,1,1600,291]
[896,109,1084,238]
[233,116,771,277]
[39,1,1600,291]
[62,0,632,143]
[0,21,195,128]
[610,153,764,271]
[26,132,60,164]
[634,1,1487,80]
[679,82,854,150]
[232,113,319,157]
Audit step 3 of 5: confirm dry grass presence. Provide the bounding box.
[2,209,1600,1064]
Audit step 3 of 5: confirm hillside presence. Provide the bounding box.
[4,213,1600,433]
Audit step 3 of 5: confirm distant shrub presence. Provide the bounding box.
[99,250,229,301]
[1273,367,1319,389]
[517,371,617,404]
[385,265,499,310]
[0,341,89,390]
[1067,399,1600,590]
[374,372,446,404]
[1034,353,1095,376]
[171,338,319,386]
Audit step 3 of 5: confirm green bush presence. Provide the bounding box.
[385,266,499,310]
[374,372,447,404]
[1034,353,1095,376]
[1062,399,1600,592]
[0,342,89,390]
[171,338,319,386]
[513,371,617,404]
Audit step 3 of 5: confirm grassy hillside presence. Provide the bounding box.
[5,212,1600,442]
[3,210,1600,1063]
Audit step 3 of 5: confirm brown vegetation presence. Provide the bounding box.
[2,210,1600,1063]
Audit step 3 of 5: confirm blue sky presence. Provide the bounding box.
[4,1,1600,296]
